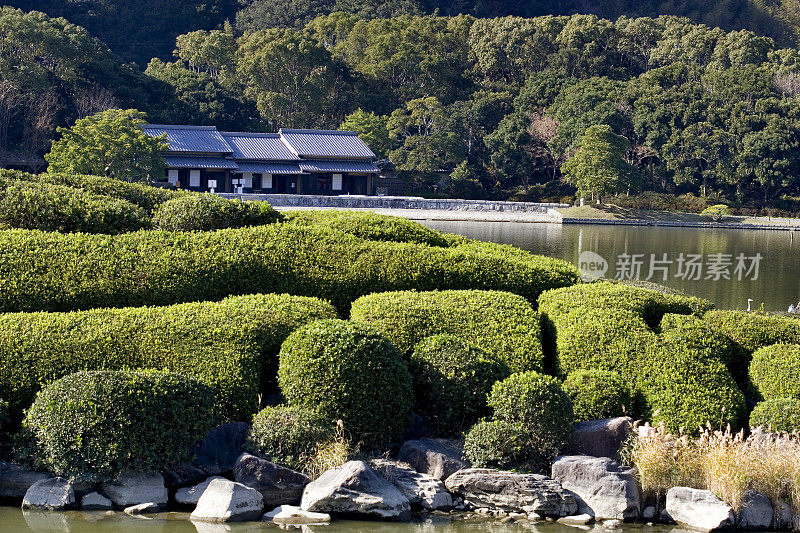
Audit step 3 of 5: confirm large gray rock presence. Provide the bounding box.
[100,471,168,508]
[369,459,452,510]
[736,490,773,530]
[232,452,309,507]
[263,505,331,524]
[162,462,208,489]
[397,439,468,481]
[301,460,411,520]
[551,455,641,521]
[773,500,792,531]
[21,478,75,510]
[176,476,225,506]
[444,468,578,517]
[192,422,250,476]
[82,491,114,510]
[568,418,633,459]
[0,461,50,499]
[666,487,735,532]
[190,477,264,522]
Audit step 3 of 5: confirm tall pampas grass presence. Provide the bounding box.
[625,422,800,512]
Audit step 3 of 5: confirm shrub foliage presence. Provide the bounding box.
[749,344,800,401]
[247,405,335,472]
[562,369,634,421]
[0,224,578,314]
[22,370,216,482]
[153,194,282,231]
[350,290,545,372]
[409,334,510,435]
[463,419,530,470]
[750,398,800,433]
[278,319,413,448]
[0,293,337,423]
[704,311,800,355]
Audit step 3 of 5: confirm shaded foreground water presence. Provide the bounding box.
[0,507,707,533]
[421,221,800,312]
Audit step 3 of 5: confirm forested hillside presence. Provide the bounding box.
[3,5,800,206]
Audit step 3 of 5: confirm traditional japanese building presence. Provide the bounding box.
[141,125,380,195]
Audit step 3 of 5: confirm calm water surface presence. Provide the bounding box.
[0,507,700,533]
[422,221,800,312]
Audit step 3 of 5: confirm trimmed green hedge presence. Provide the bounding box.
[750,398,800,433]
[22,370,216,482]
[0,224,578,314]
[350,290,545,373]
[247,405,335,472]
[538,281,714,328]
[463,419,530,470]
[0,293,337,424]
[474,371,574,472]
[703,310,800,355]
[153,194,282,231]
[548,307,659,379]
[283,210,461,247]
[30,172,184,212]
[562,369,634,421]
[749,344,800,401]
[278,319,413,448]
[639,341,746,433]
[409,334,510,435]
[0,180,149,234]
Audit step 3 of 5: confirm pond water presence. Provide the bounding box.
[421,221,800,312]
[0,507,699,533]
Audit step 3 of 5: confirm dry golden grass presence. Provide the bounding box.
[626,423,800,512]
[304,420,351,479]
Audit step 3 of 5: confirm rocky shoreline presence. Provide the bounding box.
[0,417,788,532]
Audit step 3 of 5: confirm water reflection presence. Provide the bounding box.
[421,221,800,311]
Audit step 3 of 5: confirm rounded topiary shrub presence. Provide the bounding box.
[409,335,510,435]
[22,370,216,482]
[487,371,574,471]
[153,194,281,231]
[463,419,529,470]
[277,319,413,448]
[750,398,800,433]
[749,344,800,401]
[247,405,335,472]
[562,369,634,421]
[639,342,746,433]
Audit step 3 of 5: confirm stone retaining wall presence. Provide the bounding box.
[219,193,568,213]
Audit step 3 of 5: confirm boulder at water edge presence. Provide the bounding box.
[192,422,250,476]
[369,459,452,510]
[301,460,411,520]
[397,439,469,481]
[568,418,633,459]
[736,490,774,530]
[666,487,735,532]
[190,478,264,522]
[233,452,309,506]
[82,492,114,510]
[0,462,50,499]
[21,478,75,511]
[263,505,331,525]
[100,471,168,508]
[551,455,641,521]
[444,468,577,517]
[176,476,225,506]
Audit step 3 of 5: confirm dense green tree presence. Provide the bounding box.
[561,124,637,202]
[388,97,462,172]
[340,109,392,159]
[45,109,167,183]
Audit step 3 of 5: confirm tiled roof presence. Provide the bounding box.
[164,156,238,170]
[298,161,381,173]
[143,125,232,154]
[221,132,299,161]
[236,161,303,174]
[280,129,376,159]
